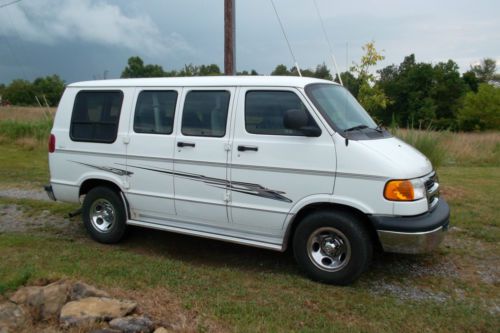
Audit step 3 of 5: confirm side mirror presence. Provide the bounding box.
[284,109,321,137]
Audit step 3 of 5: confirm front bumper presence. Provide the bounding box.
[369,199,450,254]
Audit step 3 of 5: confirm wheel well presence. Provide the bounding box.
[79,179,122,197]
[79,179,130,219]
[286,203,381,251]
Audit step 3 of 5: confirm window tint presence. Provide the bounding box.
[70,91,123,143]
[134,91,177,134]
[245,91,318,136]
[181,90,230,137]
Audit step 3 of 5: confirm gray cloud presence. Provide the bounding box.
[0,0,193,56]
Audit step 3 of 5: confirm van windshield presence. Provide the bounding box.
[305,83,378,134]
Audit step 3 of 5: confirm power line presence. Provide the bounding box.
[0,0,22,9]
[269,0,302,76]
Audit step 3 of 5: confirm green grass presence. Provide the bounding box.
[0,134,499,332]
[0,118,53,143]
[0,143,48,188]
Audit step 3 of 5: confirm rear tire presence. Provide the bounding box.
[293,210,372,285]
[82,186,127,244]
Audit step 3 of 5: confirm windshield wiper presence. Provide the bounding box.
[344,125,369,133]
[374,123,384,133]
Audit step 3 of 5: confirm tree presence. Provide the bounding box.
[458,83,500,131]
[431,60,466,123]
[237,69,259,75]
[336,72,360,97]
[313,63,333,80]
[32,75,66,106]
[271,64,292,76]
[3,79,35,106]
[121,56,166,78]
[470,58,497,83]
[462,70,479,92]
[350,42,389,116]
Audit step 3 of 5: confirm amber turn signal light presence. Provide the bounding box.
[384,180,415,201]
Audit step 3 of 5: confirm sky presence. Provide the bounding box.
[0,0,499,84]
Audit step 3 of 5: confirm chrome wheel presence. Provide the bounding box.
[307,227,351,272]
[89,199,115,233]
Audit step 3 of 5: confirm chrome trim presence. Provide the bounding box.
[377,225,447,254]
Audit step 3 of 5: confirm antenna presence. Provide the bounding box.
[269,0,302,76]
[311,0,343,85]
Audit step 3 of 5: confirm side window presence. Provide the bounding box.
[70,91,123,143]
[245,90,318,136]
[134,91,177,134]
[181,90,230,137]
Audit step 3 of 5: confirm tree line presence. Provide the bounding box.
[1,45,498,131]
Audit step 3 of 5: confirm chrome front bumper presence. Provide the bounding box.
[377,225,448,254]
[369,199,450,254]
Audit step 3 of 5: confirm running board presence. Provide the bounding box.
[126,219,283,251]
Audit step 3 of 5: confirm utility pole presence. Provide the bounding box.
[224,0,236,75]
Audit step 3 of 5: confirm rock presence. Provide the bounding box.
[70,281,110,300]
[60,297,137,327]
[153,328,170,333]
[0,302,27,333]
[90,329,122,333]
[109,315,154,333]
[9,286,42,304]
[9,280,71,320]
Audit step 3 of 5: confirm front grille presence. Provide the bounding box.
[424,172,439,210]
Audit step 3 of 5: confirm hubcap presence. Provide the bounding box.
[307,227,351,271]
[89,199,115,233]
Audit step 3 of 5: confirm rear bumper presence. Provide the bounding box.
[369,199,450,254]
[44,184,57,201]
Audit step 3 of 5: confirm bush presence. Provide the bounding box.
[458,83,500,131]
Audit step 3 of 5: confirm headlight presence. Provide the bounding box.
[384,178,426,201]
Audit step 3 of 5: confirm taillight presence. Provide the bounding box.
[48,134,56,153]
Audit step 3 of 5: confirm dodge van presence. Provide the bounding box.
[45,76,449,285]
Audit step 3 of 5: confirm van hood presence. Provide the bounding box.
[358,137,432,178]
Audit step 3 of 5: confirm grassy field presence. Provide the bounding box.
[0,107,499,332]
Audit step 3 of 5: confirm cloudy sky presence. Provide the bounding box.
[0,0,499,84]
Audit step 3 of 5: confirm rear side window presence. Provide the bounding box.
[70,91,123,143]
[181,90,230,137]
[134,91,177,134]
[245,90,318,136]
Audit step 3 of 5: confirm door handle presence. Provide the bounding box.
[177,142,196,148]
[237,145,258,152]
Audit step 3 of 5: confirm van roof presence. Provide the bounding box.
[68,76,337,89]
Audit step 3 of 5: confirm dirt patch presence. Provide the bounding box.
[108,287,229,333]
[440,184,468,202]
[0,204,82,238]
[370,280,449,303]
[0,188,51,201]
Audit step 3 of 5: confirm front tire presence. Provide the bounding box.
[293,210,372,285]
[82,186,127,244]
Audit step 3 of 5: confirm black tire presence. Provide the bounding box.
[293,210,372,285]
[82,186,127,244]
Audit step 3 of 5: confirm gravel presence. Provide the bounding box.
[370,280,449,303]
[0,188,51,201]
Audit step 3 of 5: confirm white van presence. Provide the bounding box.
[45,76,449,285]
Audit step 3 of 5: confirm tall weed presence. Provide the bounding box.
[392,127,447,169]
[0,118,53,144]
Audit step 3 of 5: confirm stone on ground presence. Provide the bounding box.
[0,302,27,333]
[60,297,137,327]
[109,315,155,333]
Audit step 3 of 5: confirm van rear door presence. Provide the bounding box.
[125,88,181,222]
